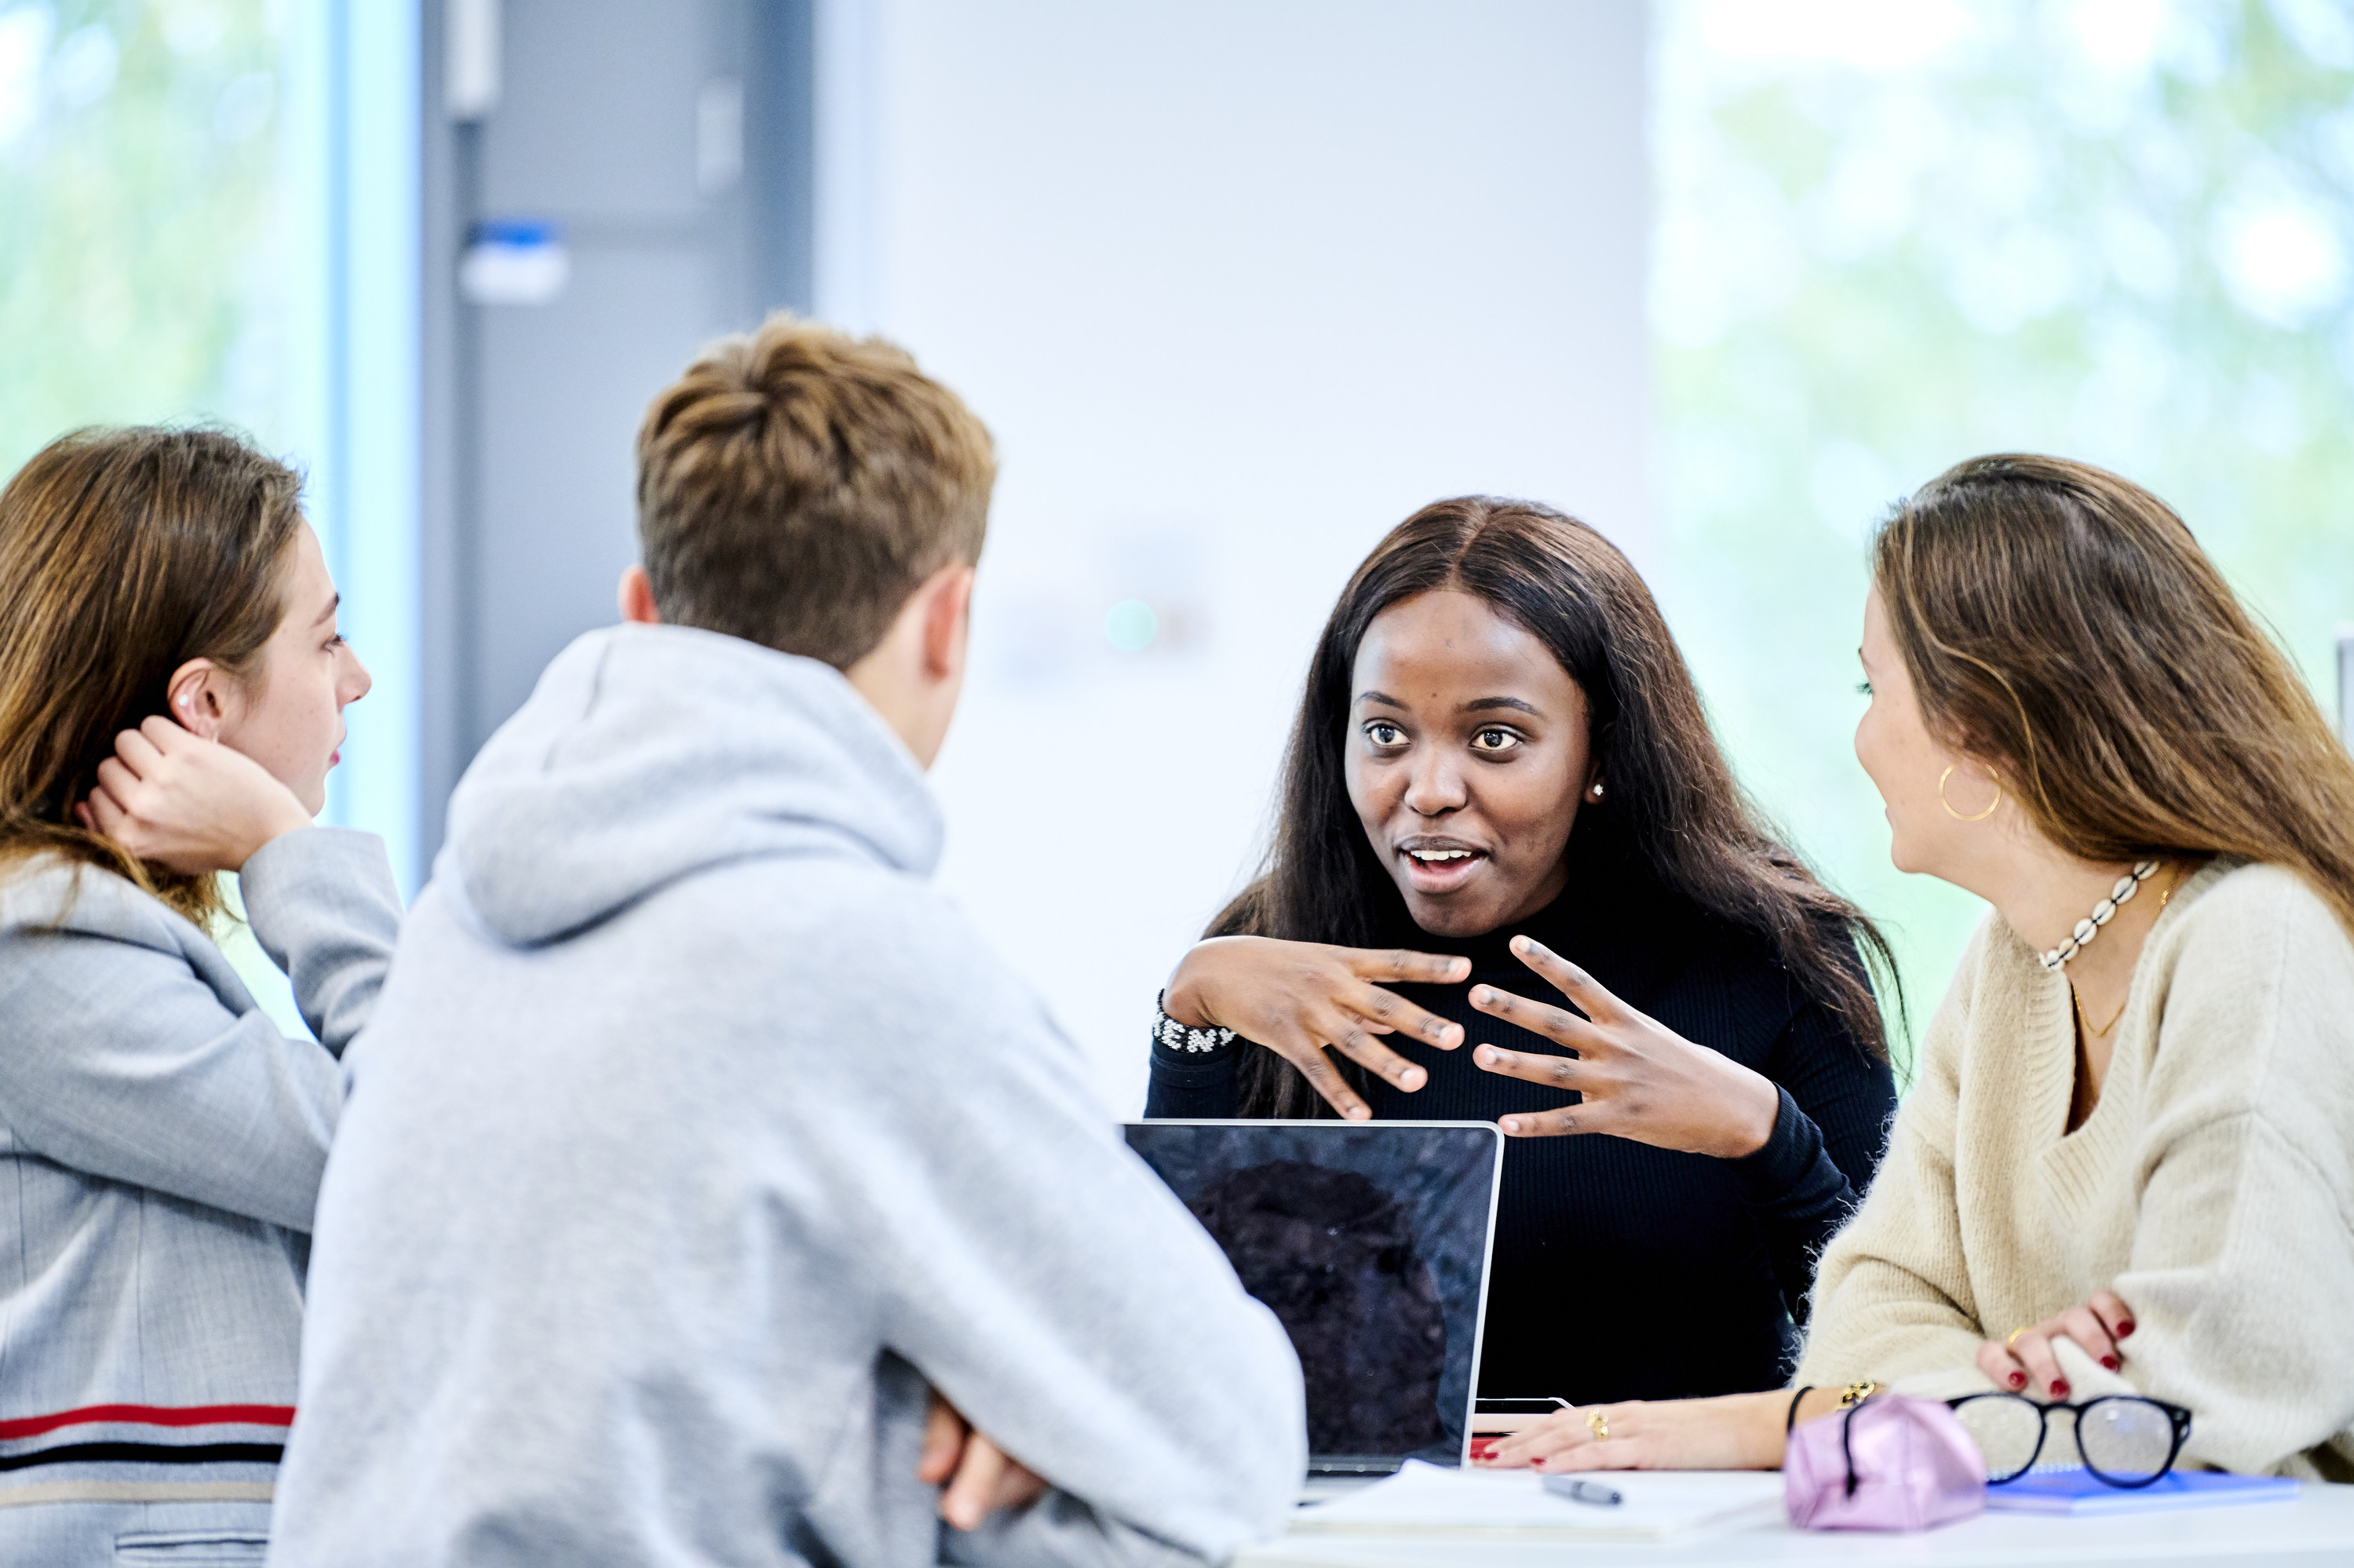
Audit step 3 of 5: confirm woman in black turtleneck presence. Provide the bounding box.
[1145,496,1897,1406]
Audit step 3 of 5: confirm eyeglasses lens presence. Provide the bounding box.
[1952,1395,2043,1482]
[2078,1398,2176,1483]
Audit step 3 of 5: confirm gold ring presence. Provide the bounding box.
[2006,1327,2030,1352]
[1587,1411,1610,1442]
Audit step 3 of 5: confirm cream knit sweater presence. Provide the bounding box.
[1797,858,2354,1479]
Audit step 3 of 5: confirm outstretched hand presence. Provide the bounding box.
[1163,935,1471,1120]
[75,716,312,876]
[919,1391,1048,1532]
[1468,935,1782,1158]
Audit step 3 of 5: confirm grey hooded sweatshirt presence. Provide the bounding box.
[268,623,1305,1568]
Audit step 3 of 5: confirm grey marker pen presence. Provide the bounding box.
[1542,1475,1623,1507]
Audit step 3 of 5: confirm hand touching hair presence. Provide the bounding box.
[0,426,304,924]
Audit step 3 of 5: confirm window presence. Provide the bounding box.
[0,1,291,469]
[2,0,417,1024]
[1655,0,2354,1045]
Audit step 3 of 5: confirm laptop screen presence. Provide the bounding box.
[1122,1120,1503,1468]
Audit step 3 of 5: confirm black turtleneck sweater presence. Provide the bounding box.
[1144,862,1897,1405]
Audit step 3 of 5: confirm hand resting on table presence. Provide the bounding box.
[1977,1289,2135,1402]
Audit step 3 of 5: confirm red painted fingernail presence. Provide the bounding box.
[2118,1322,2135,1338]
[2049,1380,2070,1399]
[2008,1372,2025,1389]
[1531,1456,1546,1467]
[2101,1356,2119,1372]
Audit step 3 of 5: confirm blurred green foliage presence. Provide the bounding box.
[0,0,283,480]
[1,0,303,1031]
[1655,0,2354,1067]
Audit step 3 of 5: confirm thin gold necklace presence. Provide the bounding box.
[2071,983,2129,1039]
[2068,861,2188,1039]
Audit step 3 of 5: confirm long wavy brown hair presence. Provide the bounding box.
[1216,496,1897,1118]
[1874,453,2354,937]
[0,426,302,924]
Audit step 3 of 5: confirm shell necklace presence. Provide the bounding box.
[2060,861,2188,1038]
[2038,860,2159,972]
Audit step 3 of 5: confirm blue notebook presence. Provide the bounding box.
[1984,1470,2298,1515]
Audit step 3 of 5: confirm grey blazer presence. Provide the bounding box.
[0,828,400,1530]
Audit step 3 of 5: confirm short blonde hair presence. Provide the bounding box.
[634,314,996,669]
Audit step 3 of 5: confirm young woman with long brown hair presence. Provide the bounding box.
[0,428,400,1562]
[1147,497,1900,1405]
[1488,454,2354,1479]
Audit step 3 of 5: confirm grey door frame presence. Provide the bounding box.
[414,0,813,859]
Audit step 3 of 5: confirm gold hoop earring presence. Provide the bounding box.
[1938,764,2002,822]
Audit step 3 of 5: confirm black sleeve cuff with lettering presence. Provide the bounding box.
[1144,992,1245,1118]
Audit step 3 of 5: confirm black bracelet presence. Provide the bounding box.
[1154,991,1237,1055]
[1786,1386,1815,1434]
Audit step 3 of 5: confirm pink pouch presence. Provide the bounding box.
[1784,1394,1987,1532]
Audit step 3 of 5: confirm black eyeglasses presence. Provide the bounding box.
[1947,1393,2193,1488]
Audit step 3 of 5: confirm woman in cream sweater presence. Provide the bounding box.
[1481,454,2354,1479]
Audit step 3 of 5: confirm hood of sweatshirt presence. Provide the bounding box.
[441,623,941,947]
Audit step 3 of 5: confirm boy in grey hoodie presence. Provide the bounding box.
[268,318,1306,1567]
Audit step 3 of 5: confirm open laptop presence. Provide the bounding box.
[1122,1120,1504,1480]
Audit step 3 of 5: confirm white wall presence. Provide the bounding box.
[817,0,1650,1110]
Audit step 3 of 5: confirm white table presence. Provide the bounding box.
[1239,1479,2354,1567]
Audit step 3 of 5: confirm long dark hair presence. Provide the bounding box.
[1215,496,1896,1117]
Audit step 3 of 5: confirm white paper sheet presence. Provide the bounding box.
[1293,1460,1787,1542]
